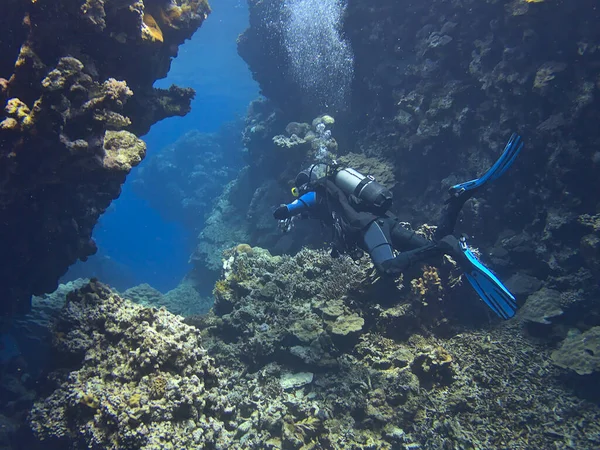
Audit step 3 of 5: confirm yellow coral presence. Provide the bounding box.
[80,393,100,409]
[128,393,142,408]
[5,98,30,119]
[411,265,442,300]
[150,374,167,399]
[142,13,163,43]
[432,346,453,365]
[235,243,253,255]
[0,118,19,130]
[213,279,230,297]
[160,5,183,28]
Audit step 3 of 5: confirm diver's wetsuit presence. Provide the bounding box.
[276,176,468,275]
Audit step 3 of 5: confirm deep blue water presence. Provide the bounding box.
[81,0,258,292]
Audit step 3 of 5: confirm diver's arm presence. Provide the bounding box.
[273,191,317,220]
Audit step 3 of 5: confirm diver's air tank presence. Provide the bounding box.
[334,168,393,213]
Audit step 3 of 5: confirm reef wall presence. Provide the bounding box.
[0,0,210,315]
[202,0,600,323]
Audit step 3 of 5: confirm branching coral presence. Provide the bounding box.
[411,265,443,304]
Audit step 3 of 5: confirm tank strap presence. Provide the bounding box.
[352,176,372,197]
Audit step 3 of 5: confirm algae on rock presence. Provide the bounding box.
[551,327,600,375]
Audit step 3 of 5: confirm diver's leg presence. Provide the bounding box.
[434,133,524,240]
[372,217,442,275]
[389,219,432,251]
[434,196,467,239]
[363,218,439,274]
[361,219,395,272]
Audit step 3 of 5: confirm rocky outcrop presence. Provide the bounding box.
[122,280,213,316]
[0,0,210,315]
[188,107,345,294]
[237,0,304,119]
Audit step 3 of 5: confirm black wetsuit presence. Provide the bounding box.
[276,176,467,275]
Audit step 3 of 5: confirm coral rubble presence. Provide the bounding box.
[0,0,210,315]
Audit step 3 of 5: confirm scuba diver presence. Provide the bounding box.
[273,133,524,319]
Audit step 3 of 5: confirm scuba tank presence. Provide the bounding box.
[334,167,393,214]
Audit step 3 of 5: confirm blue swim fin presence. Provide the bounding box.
[459,238,518,319]
[449,133,524,198]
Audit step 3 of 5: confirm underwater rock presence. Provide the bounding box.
[337,152,396,190]
[518,288,563,325]
[123,281,212,316]
[279,372,314,390]
[19,254,600,449]
[122,283,164,306]
[10,279,89,371]
[505,273,543,296]
[0,0,210,315]
[551,327,600,375]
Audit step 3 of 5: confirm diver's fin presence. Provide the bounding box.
[459,238,517,319]
[449,133,524,198]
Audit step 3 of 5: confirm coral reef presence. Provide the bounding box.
[0,0,210,315]
[29,280,222,449]
[123,280,213,316]
[189,107,339,293]
[29,251,600,448]
[233,0,600,393]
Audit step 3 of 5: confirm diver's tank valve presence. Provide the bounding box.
[334,168,393,213]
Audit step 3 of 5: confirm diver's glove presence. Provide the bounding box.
[273,205,290,220]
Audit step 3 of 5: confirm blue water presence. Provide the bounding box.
[87,0,258,292]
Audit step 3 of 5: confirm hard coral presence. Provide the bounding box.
[411,265,443,301]
[80,393,100,410]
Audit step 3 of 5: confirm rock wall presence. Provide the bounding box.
[0,0,210,315]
